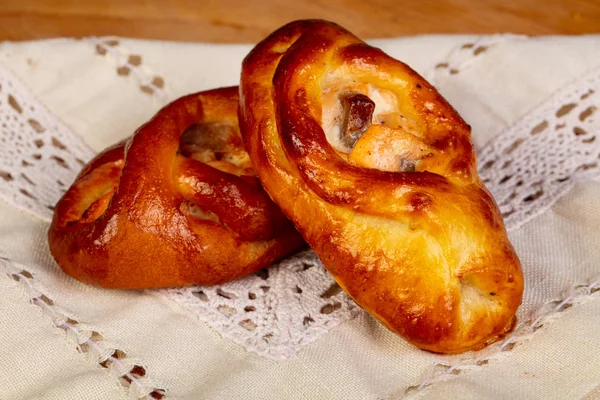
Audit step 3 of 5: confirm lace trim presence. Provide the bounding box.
[156,250,360,360]
[479,66,600,231]
[396,274,600,399]
[91,37,168,102]
[0,255,167,400]
[0,64,95,221]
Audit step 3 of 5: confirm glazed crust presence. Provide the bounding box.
[48,87,304,289]
[239,20,524,353]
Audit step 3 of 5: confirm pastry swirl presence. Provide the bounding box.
[239,20,523,353]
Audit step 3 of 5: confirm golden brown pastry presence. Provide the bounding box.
[239,20,523,353]
[48,87,304,289]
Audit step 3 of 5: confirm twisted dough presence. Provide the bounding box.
[49,87,304,289]
[239,20,523,353]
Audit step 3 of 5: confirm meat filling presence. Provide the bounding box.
[337,93,432,173]
[179,122,239,159]
[340,94,375,148]
[179,123,254,176]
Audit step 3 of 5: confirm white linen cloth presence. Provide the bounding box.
[0,34,599,399]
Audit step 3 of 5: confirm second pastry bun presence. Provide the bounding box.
[49,87,304,289]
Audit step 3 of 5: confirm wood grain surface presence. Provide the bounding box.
[0,0,599,43]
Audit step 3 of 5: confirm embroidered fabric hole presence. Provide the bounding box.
[92,37,168,103]
[1,256,167,400]
[426,34,527,86]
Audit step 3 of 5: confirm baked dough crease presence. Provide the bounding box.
[239,20,523,353]
[49,87,304,289]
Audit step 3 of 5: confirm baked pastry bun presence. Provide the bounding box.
[239,20,523,353]
[49,87,304,289]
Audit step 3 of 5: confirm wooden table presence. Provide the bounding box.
[1,0,599,43]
